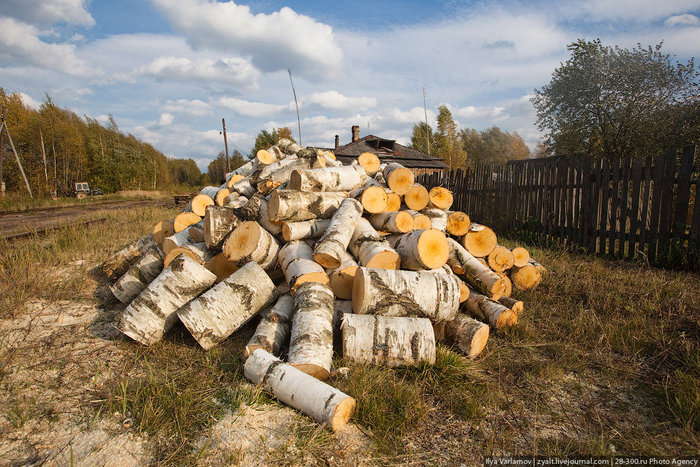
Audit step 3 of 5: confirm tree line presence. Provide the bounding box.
[0,89,204,197]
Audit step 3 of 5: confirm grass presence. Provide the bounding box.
[0,189,180,213]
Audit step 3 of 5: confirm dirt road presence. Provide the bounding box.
[0,199,171,239]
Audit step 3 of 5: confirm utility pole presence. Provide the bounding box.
[423,88,431,155]
[221,118,230,172]
[0,106,33,197]
[39,127,49,191]
[288,69,302,146]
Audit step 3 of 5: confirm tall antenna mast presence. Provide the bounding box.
[221,118,230,172]
[423,88,431,155]
[288,69,302,146]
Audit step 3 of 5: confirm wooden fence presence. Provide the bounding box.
[417,145,699,268]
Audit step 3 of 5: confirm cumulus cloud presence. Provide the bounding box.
[451,105,508,121]
[162,99,213,117]
[573,0,700,22]
[136,56,260,90]
[0,17,90,75]
[149,0,343,78]
[19,92,42,109]
[665,13,700,26]
[302,91,377,112]
[0,0,94,27]
[218,97,291,117]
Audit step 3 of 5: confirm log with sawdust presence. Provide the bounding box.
[278,240,329,292]
[463,288,517,330]
[368,211,414,234]
[289,164,366,192]
[348,218,401,269]
[357,152,381,175]
[427,186,453,210]
[152,220,174,246]
[268,190,348,223]
[313,198,364,268]
[288,282,336,380]
[444,313,490,359]
[173,211,201,233]
[510,264,542,291]
[327,252,359,300]
[420,208,447,231]
[102,234,158,280]
[352,267,460,322]
[281,219,331,242]
[204,206,240,250]
[404,184,429,211]
[177,262,277,350]
[498,296,523,315]
[244,349,355,432]
[223,221,280,270]
[118,254,216,345]
[163,241,207,268]
[234,192,282,236]
[511,247,530,268]
[446,211,470,237]
[488,246,514,273]
[462,223,498,258]
[110,246,164,304]
[446,238,505,300]
[383,163,414,195]
[385,229,449,270]
[243,293,295,360]
[341,314,436,367]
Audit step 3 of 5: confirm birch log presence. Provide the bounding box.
[243,293,295,360]
[177,262,277,350]
[204,251,239,283]
[496,272,512,298]
[487,246,515,273]
[257,153,326,193]
[341,314,436,367]
[444,313,490,359]
[358,152,381,175]
[463,289,518,330]
[191,187,218,216]
[244,349,355,431]
[256,145,285,165]
[204,206,239,250]
[352,267,460,322]
[427,187,453,210]
[446,238,505,300]
[173,212,202,233]
[268,190,348,222]
[110,246,164,304]
[350,185,387,213]
[420,208,447,231]
[223,221,280,270]
[255,155,300,185]
[278,240,329,291]
[369,211,414,234]
[511,247,530,267]
[152,220,174,246]
[385,229,449,270]
[281,219,331,242]
[404,184,429,211]
[462,223,498,258]
[406,210,432,230]
[385,191,402,212]
[288,282,336,380]
[232,178,257,198]
[528,258,547,276]
[498,296,523,315]
[119,254,216,345]
[163,241,207,268]
[348,218,401,269]
[162,228,193,255]
[225,194,248,209]
[234,192,282,236]
[289,164,366,192]
[313,198,363,268]
[446,211,471,237]
[328,252,359,299]
[226,174,245,189]
[102,234,157,280]
[510,264,542,291]
[187,221,205,243]
[383,163,414,195]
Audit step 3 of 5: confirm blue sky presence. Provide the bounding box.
[1,0,699,171]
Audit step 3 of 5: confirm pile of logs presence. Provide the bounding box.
[102,138,545,431]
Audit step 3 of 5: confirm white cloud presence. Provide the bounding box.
[19,92,42,109]
[218,97,291,118]
[136,56,260,90]
[302,91,377,112]
[157,112,174,126]
[574,0,700,21]
[0,17,90,75]
[162,99,212,117]
[0,0,94,27]
[665,13,700,26]
[149,0,343,78]
[451,105,508,121]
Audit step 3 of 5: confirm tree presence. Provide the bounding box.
[459,126,531,164]
[208,151,228,184]
[249,127,295,159]
[532,39,700,158]
[410,122,436,155]
[434,105,467,169]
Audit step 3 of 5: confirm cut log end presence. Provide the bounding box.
[459,281,470,303]
[446,212,470,237]
[291,363,330,381]
[191,193,215,217]
[164,247,203,268]
[360,186,388,213]
[215,188,231,206]
[257,149,275,165]
[462,224,497,258]
[488,246,514,273]
[470,324,490,358]
[511,264,542,291]
[386,167,414,195]
[357,152,380,175]
[412,214,432,230]
[384,192,401,212]
[428,187,453,210]
[404,184,429,211]
[153,220,174,245]
[511,247,530,267]
[291,271,331,293]
[173,212,201,233]
[329,265,358,300]
[227,174,245,188]
[416,229,449,270]
[364,250,401,270]
[330,397,356,432]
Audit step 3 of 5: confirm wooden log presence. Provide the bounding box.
[446,238,505,300]
[334,300,352,332]
[163,241,207,268]
[462,223,497,258]
[204,206,239,250]
[226,159,257,180]
[341,314,436,367]
[190,187,217,216]
[187,220,205,243]
[102,234,157,280]
[256,145,285,165]
[173,211,201,233]
[215,188,231,206]
[427,186,453,210]
[496,272,512,298]
[406,210,432,230]
[152,220,174,246]
[433,321,446,342]
[498,296,523,315]
[463,289,517,330]
[314,198,364,268]
[528,258,547,276]
[244,349,355,431]
[420,208,447,231]
[350,185,387,213]
[348,218,401,269]
[384,191,402,212]
[225,193,248,209]
[369,211,414,234]
[118,254,216,345]
[234,192,282,236]
[110,246,164,304]
[226,173,245,188]
[385,229,449,270]
[383,163,414,195]
[446,211,470,237]
[444,313,489,359]
[177,262,277,350]
[255,155,300,186]
[328,252,359,299]
[511,247,530,267]
[243,293,295,360]
[352,267,460,322]
[162,228,193,255]
[282,219,331,242]
[268,190,348,222]
[224,221,280,270]
[404,184,429,211]
[288,282,335,380]
[488,246,514,273]
[289,164,366,192]
[510,264,542,291]
[278,240,329,291]
[203,251,239,283]
[232,178,257,198]
[358,152,380,175]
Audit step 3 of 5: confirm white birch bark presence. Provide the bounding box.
[204,205,239,250]
[102,234,157,280]
[447,238,505,300]
[313,198,363,268]
[268,190,348,222]
[223,221,280,270]
[420,208,448,231]
[234,192,282,236]
[348,218,400,269]
[382,162,414,195]
[341,314,436,367]
[162,229,192,255]
[176,262,277,350]
[163,241,207,268]
[119,254,216,345]
[282,219,331,242]
[110,246,164,304]
[187,220,205,243]
[243,293,295,360]
[368,211,414,233]
[278,240,329,291]
[289,164,366,192]
[232,178,257,198]
[244,349,356,431]
[225,194,248,209]
[463,288,518,329]
[444,313,490,359]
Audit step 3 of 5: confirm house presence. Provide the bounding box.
[331,125,446,175]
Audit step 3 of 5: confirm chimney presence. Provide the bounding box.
[351,125,360,142]
[334,135,339,149]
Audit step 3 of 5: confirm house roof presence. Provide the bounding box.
[333,135,447,169]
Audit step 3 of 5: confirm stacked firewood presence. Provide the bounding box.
[102,138,544,431]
